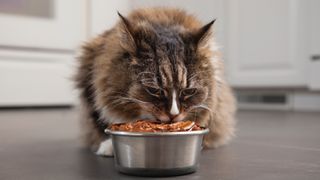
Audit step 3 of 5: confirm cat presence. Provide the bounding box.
[75,8,236,156]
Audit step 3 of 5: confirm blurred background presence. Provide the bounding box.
[0,0,319,111]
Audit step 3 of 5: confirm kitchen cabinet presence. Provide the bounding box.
[224,0,310,87]
[0,50,76,106]
[305,0,320,90]
[0,0,86,50]
[0,0,85,106]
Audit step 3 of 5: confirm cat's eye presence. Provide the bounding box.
[145,87,162,97]
[181,88,197,99]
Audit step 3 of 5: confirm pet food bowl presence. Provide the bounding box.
[105,128,209,176]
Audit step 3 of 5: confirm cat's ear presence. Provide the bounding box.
[118,12,137,53]
[192,19,216,48]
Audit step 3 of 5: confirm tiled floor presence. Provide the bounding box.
[0,108,320,180]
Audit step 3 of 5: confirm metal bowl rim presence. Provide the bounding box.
[105,128,209,136]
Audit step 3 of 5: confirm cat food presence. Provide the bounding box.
[110,120,203,132]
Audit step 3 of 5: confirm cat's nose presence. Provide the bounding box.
[170,90,180,116]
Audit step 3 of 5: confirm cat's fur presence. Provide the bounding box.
[75,8,236,156]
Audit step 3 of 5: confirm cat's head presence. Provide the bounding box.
[104,11,216,123]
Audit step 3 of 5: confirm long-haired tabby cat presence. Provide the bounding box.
[75,8,236,156]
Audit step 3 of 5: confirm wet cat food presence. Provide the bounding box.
[110,120,203,132]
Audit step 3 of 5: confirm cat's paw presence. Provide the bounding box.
[96,139,114,157]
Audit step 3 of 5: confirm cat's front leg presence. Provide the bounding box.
[203,87,236,148]
[193,111,225,148]
[203,111,235,148]
[96,138,114,156]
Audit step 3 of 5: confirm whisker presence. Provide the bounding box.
[188,104,212,113]
[187,104,214,124]
[106,98,125,107]
[119,97,150,105]
[106,96,150,108]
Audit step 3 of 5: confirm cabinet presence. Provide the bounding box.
[0,0,86,50]
[0,0,86,106]
[305,0,320,90]
[225,0,309,87]
[0,50,76,106]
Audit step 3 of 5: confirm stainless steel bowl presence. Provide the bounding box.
[105,128,209,177]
